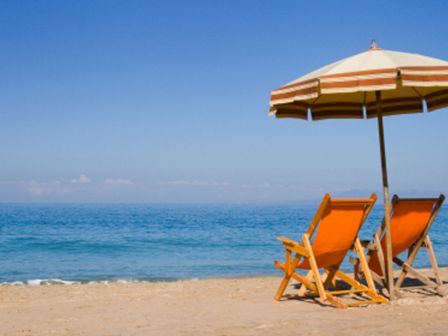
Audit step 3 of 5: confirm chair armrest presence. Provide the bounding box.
[276,236,309,257]
[360,239,370,247]
[348,256,359,265]
[355,239,376,250]
[277,236,299,245]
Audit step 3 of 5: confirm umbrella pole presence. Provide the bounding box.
[375,90,395,300]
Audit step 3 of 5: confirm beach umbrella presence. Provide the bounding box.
[269,41,448,299]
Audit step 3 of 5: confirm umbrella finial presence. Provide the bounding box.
[370,39,379,50]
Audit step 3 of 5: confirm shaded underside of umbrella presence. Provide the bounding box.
[270,44,448,120]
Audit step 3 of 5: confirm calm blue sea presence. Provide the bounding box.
[0,203,447,284]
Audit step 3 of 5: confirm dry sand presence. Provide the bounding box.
[1,268,448,336]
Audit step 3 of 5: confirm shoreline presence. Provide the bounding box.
[0,274,282,286]
[2,265,447,286]
[1,268,448,335]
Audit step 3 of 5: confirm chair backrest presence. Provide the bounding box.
[369,195,445,275]
[299,194,377,269]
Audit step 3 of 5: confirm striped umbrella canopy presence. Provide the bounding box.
[270,41,448,120]
[269,41,448,300]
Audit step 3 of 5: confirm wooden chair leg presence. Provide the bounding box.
[354,239,377,294]
[368,234,388,289]
[372,272,386,288]
[298,271,313,296]
[303,234,326,301]
[394,257,436,289]
[373,234,386,278]
[325,293,347,308]
[323,267,338,290]
[425,236,443,286]
[274,253,300,301]
[395,239,425,289]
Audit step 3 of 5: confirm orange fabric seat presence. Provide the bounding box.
[299,204,368,269]
[369,200,437,276]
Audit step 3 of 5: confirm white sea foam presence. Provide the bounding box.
[27,279,78,285]
[2,281,26,286]
[0,279,79,286]
[1,278,144,286]
[0,277,203,286]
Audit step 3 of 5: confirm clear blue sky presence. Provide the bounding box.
[1,0,447,203]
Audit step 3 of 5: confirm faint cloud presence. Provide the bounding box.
[70,174,91,184]
[160,180,230,187]
[238,182,273,189]
[25,180,70,197]
[259,182,271,188]
[104,178,133,186]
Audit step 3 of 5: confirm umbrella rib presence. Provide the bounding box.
[411,87,426,113]
[412,87,423,98]
[308,94,322,120]
[309,96,321,107]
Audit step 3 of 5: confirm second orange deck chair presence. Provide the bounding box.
[356,194,445,296]
[274,194,387,308]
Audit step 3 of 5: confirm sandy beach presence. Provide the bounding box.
[1,268,447,336]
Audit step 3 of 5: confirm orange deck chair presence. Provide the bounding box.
[356,194,445,296]
[274,193,387,308]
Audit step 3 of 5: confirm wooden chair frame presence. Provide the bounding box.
[356,194,445,296]
[274,194,388,308]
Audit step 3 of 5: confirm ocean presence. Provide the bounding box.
[0,203,447,284]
